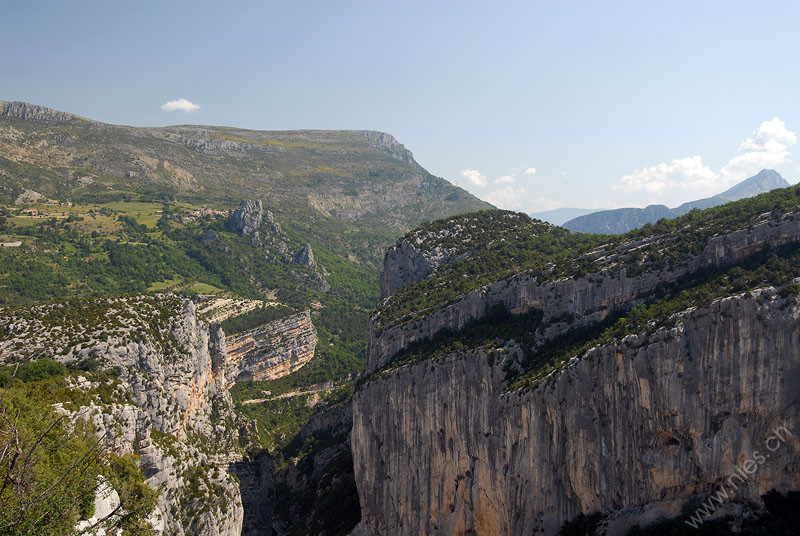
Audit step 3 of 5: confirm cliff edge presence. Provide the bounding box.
[352,191,800,535]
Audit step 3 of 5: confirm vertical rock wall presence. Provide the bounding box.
[352,292,800,535]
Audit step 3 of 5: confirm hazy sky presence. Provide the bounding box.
[2,1,799,211]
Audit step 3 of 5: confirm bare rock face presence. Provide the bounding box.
[225,310,318,384]
[362,131,415,164]
[274,402,359,533]
[0,295,256,536]
[230,451,275,536]
[378,211,536,301]
[0,100,87,123]
[352,290,800,535]
[310,271,331,293]
[379,240,460,300]
[231,199,264,236]
[294,243,317,267]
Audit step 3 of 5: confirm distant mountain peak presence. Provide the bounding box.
[563,169,790,234]
[716,169,789,201]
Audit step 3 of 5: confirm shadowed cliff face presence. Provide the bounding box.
[379,241,461,300]
[351,207,800,535]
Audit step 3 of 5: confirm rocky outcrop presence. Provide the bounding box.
[310,271,331,293]
[369,211,800,373]
[76,478,129,535]
[362,131,415,164]
[231,199,264,236]
[379,240,462,300]
[230,451,275,536]
[225,310,318,384]
[351,208,800,535]
[0,100,88,123]
[294,243,317,267]
[352,289,800,535]
[0,295,254,536]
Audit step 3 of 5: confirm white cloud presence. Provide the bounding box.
[459,169,486,187]
[484,186,522,209]
[720,117,797,182]
[161,98,201,113]
[494,175,515,184]
[483,186,555,212]
[615,117,797,196]
[527,197,563,212]
[524,167,537,175]
[615,156,718,195]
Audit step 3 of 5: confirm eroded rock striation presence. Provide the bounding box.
[225,310,318,384]
[0,99,89,123]
[379,240,461,300]
[368,212,800,373]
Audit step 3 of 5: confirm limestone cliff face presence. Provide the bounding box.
[368,212,800,373]
[274,402,359,533]
[225,310,318,384]
[0,295,327,535]
[352,290,800,535]
[352,210,800,535]
[231,199,264,236]
[230,451,275,536]
[0,296,251,536]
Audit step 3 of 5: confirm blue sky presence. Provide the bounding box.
[2,1,799,211]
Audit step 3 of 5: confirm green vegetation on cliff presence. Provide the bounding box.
[378,184,800,329]
[508,242,800,390]
[0,363,157,535]
[376,210,601,327]
[0,102,489,392]
[370,185,800,390]
[0,104,490,267]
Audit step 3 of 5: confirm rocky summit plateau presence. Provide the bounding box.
[1,101,799,536]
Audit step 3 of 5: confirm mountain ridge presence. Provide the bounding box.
[0,100,491,265]
[528,206,601,226]
[562,169,790,234]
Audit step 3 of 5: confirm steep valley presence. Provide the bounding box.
[0,101,489,535]
[2,100,800,536]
